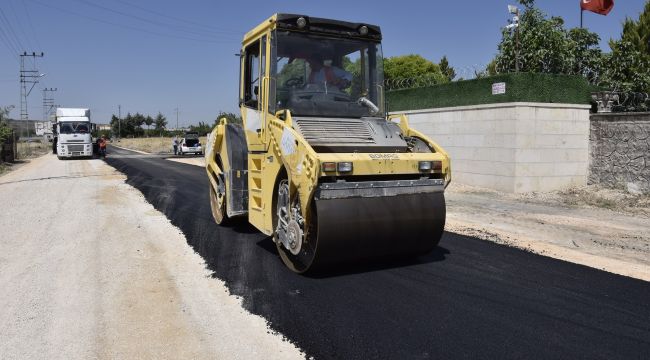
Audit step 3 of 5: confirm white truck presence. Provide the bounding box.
[54,108,94,159]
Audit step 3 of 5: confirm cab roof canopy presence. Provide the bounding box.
[244,13,381,43]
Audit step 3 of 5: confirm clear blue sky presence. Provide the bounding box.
[0,0,646,126]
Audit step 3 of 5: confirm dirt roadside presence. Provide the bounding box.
[446,183,650,281]
[169,156,650,281]
[0,154,302,359]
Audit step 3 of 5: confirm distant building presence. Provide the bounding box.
[34,121,53,136]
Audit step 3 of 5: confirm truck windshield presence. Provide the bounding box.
[272,31,385,118]
[59,122,89,134]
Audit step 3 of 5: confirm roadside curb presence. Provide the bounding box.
[110,144,152,155]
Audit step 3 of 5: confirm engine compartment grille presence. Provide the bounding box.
[294,118,375,145]
[67,145,84,152]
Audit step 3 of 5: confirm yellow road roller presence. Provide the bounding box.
[205,14,451,273]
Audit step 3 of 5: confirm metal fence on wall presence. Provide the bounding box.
[592,91,650,113]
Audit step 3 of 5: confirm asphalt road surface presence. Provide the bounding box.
[106,146,650,360]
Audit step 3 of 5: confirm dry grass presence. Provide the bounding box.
[113,137,207,154]
[17,140,50,159]
[0,140,50,176]
[557,186,650,215]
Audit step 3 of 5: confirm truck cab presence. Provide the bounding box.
[54,108,94,159]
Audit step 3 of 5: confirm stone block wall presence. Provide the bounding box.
[396,102,591,193]
[589,113,650,192]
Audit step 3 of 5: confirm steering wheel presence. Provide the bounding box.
[284,76,304,87]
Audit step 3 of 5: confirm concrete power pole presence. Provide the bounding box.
[42,87,57,121]
[20,51,45,138]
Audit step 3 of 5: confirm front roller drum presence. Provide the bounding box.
[277,181,446,273]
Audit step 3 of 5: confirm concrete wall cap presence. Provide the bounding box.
[390,102,592,115]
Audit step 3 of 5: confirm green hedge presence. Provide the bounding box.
[386,73,592,112]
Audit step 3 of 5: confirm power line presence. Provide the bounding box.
[70,0,238,40]
[7,0,34,50]
[112,0,241,35]
[29,0,238,44]
[0,27,21,64]
[0,7,25,53]
[19,0,43,50]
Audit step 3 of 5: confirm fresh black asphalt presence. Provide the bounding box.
[106,146,650,360]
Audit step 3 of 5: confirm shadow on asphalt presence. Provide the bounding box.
[254,235,450,279]
[222,217,260,234]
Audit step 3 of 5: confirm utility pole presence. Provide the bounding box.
[118,104,121,139]
[20,51,45,139]
[515,20,520,72]
[507,6,520,72]
[175,107,179,133]
[42,87,57,121]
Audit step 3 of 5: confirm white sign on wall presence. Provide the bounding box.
[492,82,506,95]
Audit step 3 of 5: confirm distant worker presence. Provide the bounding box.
[97,135,107,159]
[306,54,352,89]
[172,136,179,155]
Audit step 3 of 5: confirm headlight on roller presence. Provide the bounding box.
[337,162,353,173]
[418,161,433,171]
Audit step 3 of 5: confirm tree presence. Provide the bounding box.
[145,115,154,135]
[601,40,650,92]
[517,0,535,9]
[439,56,456,82]
[0,106,15,144]
[132,113,146,137]
[602,2,650,92]
[491,0,650,94]
[215,111,242,126]
[383,54,447,84]
[154,112,167,136]
[494,6,603,81]
[496,9,571,74]
[560,27,604,85]
[189,121,212,136]
[615,2,650,55]
[110,114,122,138]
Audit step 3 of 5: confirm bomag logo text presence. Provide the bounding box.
[369,154,399,160]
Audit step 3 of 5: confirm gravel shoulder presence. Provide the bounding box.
[0,154,302,359]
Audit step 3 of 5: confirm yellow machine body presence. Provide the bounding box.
[206,14,451,272]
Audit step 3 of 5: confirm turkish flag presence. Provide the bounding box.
[580,0,614,15]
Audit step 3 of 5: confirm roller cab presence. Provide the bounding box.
[206,14,451,273]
